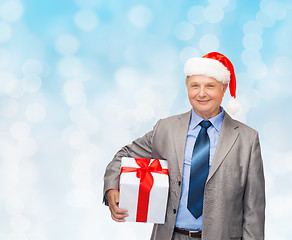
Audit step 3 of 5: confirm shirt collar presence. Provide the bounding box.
[189,107,225,132]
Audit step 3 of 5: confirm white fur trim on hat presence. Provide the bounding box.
[184,58,231,84]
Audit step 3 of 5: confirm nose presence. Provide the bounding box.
[198,87,206,97]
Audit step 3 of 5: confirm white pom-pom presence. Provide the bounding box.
[226,97,241,115]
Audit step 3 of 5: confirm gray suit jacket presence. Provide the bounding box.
[103,110,265,240]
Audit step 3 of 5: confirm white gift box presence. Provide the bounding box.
[119,157,169,223]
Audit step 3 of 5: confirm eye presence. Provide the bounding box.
[207,84,214,88]
[192,84,199,88]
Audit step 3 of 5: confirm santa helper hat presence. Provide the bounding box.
[184,52,241,115]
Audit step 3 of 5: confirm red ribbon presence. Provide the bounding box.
[120,158,168,222]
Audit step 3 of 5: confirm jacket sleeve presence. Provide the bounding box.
[242,132,265,239]
[102,120,161,205]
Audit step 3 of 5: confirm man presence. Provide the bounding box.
[103,52,265,240]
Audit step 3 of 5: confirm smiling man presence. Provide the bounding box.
[103,52,265,240]
[186,75,228,119]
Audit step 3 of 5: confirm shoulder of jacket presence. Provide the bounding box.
[159,110,191,122]
[225,112,258,135]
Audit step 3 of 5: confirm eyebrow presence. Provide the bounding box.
[189,81,217,85]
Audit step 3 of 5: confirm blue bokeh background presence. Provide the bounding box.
[0,0,292,239]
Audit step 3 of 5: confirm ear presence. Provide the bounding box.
[185,76,189,86]
[223,83,228,93]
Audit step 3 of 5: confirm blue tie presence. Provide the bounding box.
[187,120,212,219]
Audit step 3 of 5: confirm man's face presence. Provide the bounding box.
[186,75,228,119]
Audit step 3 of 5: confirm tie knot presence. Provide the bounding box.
[200,120,212,129]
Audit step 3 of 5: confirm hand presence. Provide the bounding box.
[107,189,128,222]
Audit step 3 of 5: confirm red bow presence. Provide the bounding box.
[121,158,168,222]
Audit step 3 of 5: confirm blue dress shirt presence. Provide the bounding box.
[175,107,225,230]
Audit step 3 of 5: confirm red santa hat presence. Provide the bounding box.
[184,52,241,115]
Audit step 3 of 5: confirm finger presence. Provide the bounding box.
[113,210,128,220]
[111,213,126,222]
[111,211,129,220]
[110,206,128,217]
[110,203,128,216]
[112,205,128,214]
[108,197,128,214]
[110,207,128,222]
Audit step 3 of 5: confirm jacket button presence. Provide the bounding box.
[178,181,181,186]
[173,209,176,214]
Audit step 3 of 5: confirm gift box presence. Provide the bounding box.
[119,157,169,223]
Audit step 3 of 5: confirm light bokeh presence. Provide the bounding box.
[0,0,292,239]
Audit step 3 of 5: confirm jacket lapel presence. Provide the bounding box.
[206,112,239,183]
[172,110,192,175]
